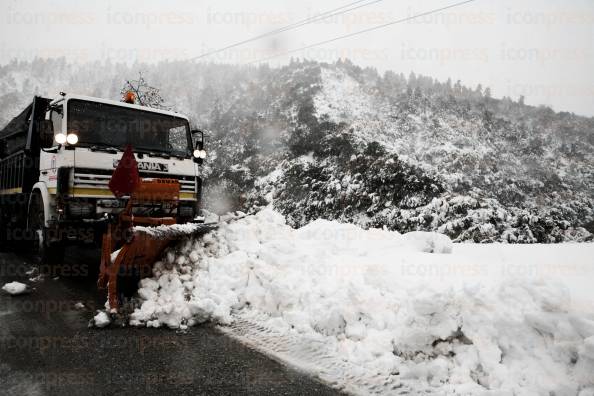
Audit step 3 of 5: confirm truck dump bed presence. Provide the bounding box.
[0,102,33,155]
[0,97,51,155]
[0,96,51,194]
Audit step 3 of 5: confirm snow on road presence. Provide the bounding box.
[1,281,28,295]
[130,209,594,395]
[93,311,111,328]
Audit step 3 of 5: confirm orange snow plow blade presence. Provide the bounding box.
[97,178,216,309]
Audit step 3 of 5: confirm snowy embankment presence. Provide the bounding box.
[130,209,594,395]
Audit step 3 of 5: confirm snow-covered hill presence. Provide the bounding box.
[0,58,592,242]
[313,62,593,204]
[268,61,593,242]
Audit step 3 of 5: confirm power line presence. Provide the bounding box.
[188,0,384,62]
[248,0,478,64]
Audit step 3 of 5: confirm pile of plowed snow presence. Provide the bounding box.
[130,209,594,394]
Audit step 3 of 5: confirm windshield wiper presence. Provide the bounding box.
[89,145,119,154]
[134,148,171,159]
[149,152,171,159]
[87,145,187,160]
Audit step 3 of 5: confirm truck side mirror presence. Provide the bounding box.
[191,129,206,165]
[39,120,54,148]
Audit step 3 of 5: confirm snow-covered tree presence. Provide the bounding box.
[120,72,170,110]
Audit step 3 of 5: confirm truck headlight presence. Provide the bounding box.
[193,149,206,159]
[66,133,79,145]
[55,133,67,144]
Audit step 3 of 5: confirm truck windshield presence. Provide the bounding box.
[67,99,191,157]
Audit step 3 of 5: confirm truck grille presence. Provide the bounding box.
[72,168,197,198]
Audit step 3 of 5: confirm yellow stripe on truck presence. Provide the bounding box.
[47,187,113,196]
[71,188,115,196]
[180,192,197,199]
[0,187,23,195]
[47,187,196,199]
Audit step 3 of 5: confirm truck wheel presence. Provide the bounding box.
[29,192,65,265]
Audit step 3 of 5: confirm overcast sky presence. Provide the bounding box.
[1,0,593,116]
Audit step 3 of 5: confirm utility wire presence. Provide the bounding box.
[189,0,384,62]
[248,0,477,64]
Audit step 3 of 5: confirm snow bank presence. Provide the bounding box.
[399,230,453,253]
[130,209,594,394]
[2,281,28,295]
[93,311,111,328]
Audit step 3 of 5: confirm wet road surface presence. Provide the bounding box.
[0,246,341,396]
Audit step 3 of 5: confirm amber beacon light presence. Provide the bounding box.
[123,91,136,104]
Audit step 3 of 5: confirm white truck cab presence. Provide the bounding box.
[0,93,205,260]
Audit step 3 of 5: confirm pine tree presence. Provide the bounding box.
[454,80,462,95]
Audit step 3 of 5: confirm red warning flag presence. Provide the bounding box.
[109,145,140,198]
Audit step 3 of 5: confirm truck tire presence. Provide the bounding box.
[29,192,64,265]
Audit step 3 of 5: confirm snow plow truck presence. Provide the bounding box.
[0,93,215,308]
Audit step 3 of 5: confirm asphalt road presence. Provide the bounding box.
[0,246,341,396]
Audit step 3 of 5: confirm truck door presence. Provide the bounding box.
[39,104,63,180]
